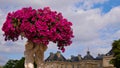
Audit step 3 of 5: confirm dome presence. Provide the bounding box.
[83,51,94,60]
[95,54,104,60]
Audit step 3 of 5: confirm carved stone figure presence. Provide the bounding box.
[24,41,47,68]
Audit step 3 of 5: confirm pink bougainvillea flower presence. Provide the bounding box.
[2,7,74,52]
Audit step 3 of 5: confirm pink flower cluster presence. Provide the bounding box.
[2,7,74,52]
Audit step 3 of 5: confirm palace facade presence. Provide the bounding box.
[44,50,115,68]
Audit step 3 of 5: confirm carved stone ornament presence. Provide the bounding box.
[24,40,47,68]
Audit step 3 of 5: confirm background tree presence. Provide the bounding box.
[3,59,18,68]
[15,57,37,68]
[3,57,37,68]
[111,39,120,68]
[0,66,3,68]
[14,57,25,68]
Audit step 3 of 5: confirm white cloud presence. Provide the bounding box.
[75,0,108,9]
[0,56,8,65]
[67,6,120,57]
[0,0,79,10]
[0,0,120,62]
[103,6,120,24]
[73,6,120,41]
[0,40,25,54]
[0,0,108,12]
[111,30,120,40]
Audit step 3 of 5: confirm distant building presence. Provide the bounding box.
[45,51,66,62]
[44,50,115,68]
[103,49,114,68]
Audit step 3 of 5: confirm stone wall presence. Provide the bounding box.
[44,60,103,68]
[103,55,114,68]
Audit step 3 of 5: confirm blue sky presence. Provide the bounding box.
[0,0,120,65]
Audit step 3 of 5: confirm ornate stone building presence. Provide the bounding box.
[103,50,115,68]
[44,50,115,68]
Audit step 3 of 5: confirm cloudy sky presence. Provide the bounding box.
[0,0,120,65]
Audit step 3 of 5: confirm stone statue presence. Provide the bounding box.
[24,41,47,68]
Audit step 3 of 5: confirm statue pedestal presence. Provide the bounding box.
[24,41,47,68]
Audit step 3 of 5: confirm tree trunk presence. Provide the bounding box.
[24,40,47,68]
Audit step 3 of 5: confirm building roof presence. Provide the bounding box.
[95,54,104,60]
[70,54,82,62]
[106,49,113,56]
[45,51,66,61]
[83,51,94,60]
[45,50,107,62]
